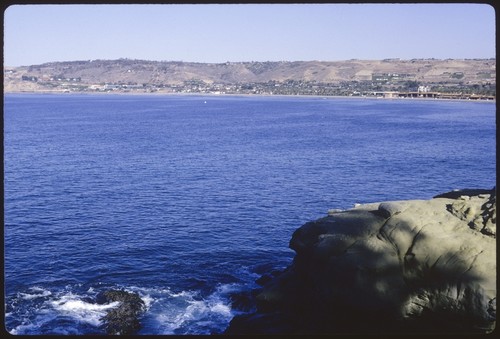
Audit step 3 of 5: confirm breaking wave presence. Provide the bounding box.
[5,282,249,335]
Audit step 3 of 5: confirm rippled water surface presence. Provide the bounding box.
[3,94,496,334]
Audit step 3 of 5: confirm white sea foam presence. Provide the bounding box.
[18,286,52,300]
[50,294,120,327]
[210,302,232,316]
[18,291,52,300]
[8,283,238,335]
[9,322,42,335]
[128,284,236,335]
[7,301,60,335]
[141,294,154,309]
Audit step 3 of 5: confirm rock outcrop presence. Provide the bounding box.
[226,188,496,334]
[97,290,146,335]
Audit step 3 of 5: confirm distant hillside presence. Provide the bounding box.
[4,58,495,93]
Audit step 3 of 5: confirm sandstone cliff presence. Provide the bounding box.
[226,188,496,334]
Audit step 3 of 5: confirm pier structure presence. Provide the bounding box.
[372,91,495,100]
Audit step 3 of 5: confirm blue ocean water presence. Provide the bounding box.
[3,94,496,334]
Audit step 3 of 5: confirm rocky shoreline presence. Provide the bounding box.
[93,188,496,335]
[225,188,496,334]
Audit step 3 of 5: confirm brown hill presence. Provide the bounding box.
[3,58,495,92]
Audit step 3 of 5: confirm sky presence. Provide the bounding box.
[3,3,496,67]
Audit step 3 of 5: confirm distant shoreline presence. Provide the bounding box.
[4,90,495,103]
[4,59,495,101]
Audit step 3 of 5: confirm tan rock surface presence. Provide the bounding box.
[229,188,496,334]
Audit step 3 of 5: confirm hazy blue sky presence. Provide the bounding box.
[3,3,496,66]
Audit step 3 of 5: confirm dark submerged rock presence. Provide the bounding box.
[228,289,259,313]
[98,289,146,335]
[433,187,495,199]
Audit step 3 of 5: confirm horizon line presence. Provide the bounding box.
[6,56,497,68]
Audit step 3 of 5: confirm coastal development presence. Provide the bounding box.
[4,58,496,100]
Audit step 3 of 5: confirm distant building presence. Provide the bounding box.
[21,75,38,82]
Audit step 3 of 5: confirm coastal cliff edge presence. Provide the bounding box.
[225,188,496,334]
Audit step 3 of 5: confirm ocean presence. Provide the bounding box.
[3,94,496,334]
